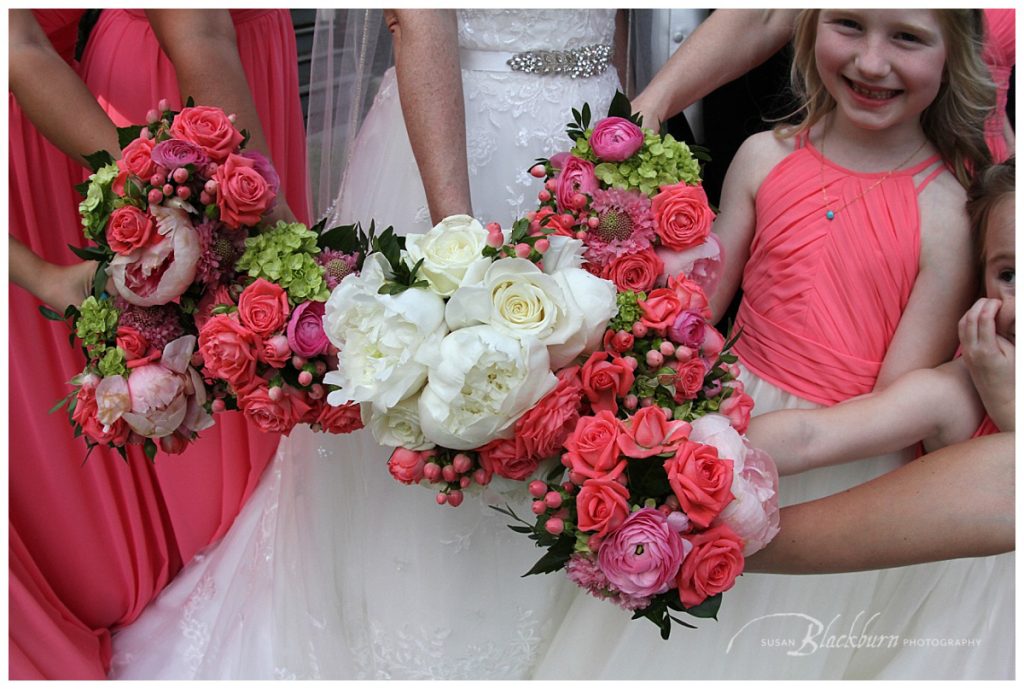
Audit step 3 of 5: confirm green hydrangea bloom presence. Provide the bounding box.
[236,221,330,303]
[79,163,119,240]
[75,296,120,349]
[593,130,702,196]
[569,133,596,162]
[97,347,128,378]
[607,290,644,334]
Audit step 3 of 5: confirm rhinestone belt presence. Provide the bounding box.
[459,44,613,79]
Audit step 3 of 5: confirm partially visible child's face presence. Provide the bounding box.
[983,196,1015,344]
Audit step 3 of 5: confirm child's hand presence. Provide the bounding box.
[959,298,1015,431]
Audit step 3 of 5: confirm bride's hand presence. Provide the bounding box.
[630,92,662,134]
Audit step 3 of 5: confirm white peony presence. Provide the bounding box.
[540,234,586,274]
[546,268,618,368]
[364,394,434,450]
[403,214,492,297]
[323,253,448,411]
[418,325,558,450]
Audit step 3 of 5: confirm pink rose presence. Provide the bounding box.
[286,301,329,358]
[555,155,598,212]
[666,274,712,318]
[639,288,682,332]
[589,117,644,162]
[388,448,427,484]
[663,440,734,528]
[259,334,291,369]
[237,278,290,338]
[317,401,364,434]
[652,182,715,251]
[719,381,754,433]
[150,138,209,170]
[238,384,311,435]
[194,284,235,333]
[677,524,745,608]
[562,410,626,481]
[598,508,688,597]
[617,406,691,458]
[479,437,538,481]
[107,206,155,255]
[580,351,635,414]
[575,477,631,538]
[214,153,276,229]
[604,329,634,354]
[169,105,243,162]
[72,385,130,446]
[116,326,150,361]
[601,248,664,293]
[198,314,260,390]
[514,365,584,460]
[672,358,707,401]
[667,310,706,349]
[118,136,157,180]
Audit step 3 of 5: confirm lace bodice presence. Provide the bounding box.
[457,9,616,51]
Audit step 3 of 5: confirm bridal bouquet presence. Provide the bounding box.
[46,100,282,458]
[491,96,779,638]
[526,92,721,294]
[320,215,618,506]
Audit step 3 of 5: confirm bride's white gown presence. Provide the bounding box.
[107,9,618,680]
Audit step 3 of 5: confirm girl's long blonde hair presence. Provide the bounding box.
[781,9,994,188]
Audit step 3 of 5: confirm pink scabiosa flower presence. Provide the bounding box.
[566,553,652,611]
[583,188,656,268]
[114,298,185,352]
[316,249,359,291]
[194,219,246,287]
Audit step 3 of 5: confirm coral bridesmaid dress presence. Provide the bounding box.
[79,9,310,562]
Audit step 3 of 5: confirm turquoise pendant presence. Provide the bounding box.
[825,210,835,221]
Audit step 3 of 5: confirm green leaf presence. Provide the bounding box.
[240,128,251,149]
[680,593,722,619]
[83,150,115,173]
[317,223,363,253]
[185,96,196,108]
[38,305,66,322]
[68,244,109,261]
[48,390,75,414]
[624,456,672,500]
[607,90,633,120]
[523,535,575,576]
[92,262,108,299]
[581,102,592,129]
[117,125,144,151]
[143,438,158,463]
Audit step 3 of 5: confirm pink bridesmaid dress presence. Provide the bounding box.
[79,9,311,563]
[9,9,181,679]
[982,9,1015,163]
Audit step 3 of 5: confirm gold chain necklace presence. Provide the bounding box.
[819,125,929,221]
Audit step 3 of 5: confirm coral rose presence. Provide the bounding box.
[170,105,243,162]
[213,153,276,229]
[677,524,744,608]
[720,381,755,434]
[651,182,715,251]
[388,448,427,484]
[317,401,364,434]
[601,248,664,293]
[562,410,626,481]
[118,136,157,180]
[197,314,260,390]
[237,278,290,338]
[666,273,712,319]
[638,288,682,331]
[514,365,584,460]
[663,439,734,528]
[672,358,707,401]
[479,437,538,481]
[575,477,631,538]
[107,206,155,255]
[617,406,691,458]
[238,385,311,435]
[580,350,634,414]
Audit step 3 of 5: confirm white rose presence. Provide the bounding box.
[546,268,618,368]
[445,258,584,349]
[323,254,448,411]
[403,214,492,297]
[540,234,585,274]
[364,395,434,450]
[418,325,557,450]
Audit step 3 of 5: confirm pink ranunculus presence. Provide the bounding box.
[213,153,276,229]
[720,381,754,433]
[120,363,189,438]
[317,401,364,434]
[601,247,664,293]
[116,326,150,361]
[150,138,209,171]
[673,357,707,401]
[580,350,635,414]
[109,207,201,307]
[286,300,329,358]
[651,182,716,252]
[663,439,734,528]
[562,410,626,481]
[479,437,538,481]
[74,382,130,446]
[388,448,427,484]
[118,136,157,180]
[197,313,260,390]
[666,273,711,318]
[548,151,571,171]
[107,206,155,255]
[555,155,598,212]
[169,105,244,162]
[589,117,644,162]
[237,278,290,338]
[238,384,311,435]
[575,477,631,538]
[617,406,691,459]
[514,365,584,460]
[597,508,689,597]
[677,524,745,608]
[638,288,682,332]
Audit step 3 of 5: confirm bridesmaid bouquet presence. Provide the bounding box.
[526,91,721,295]
[47,100,285,458]
[490,96,780,639]
[319,215,618,506]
